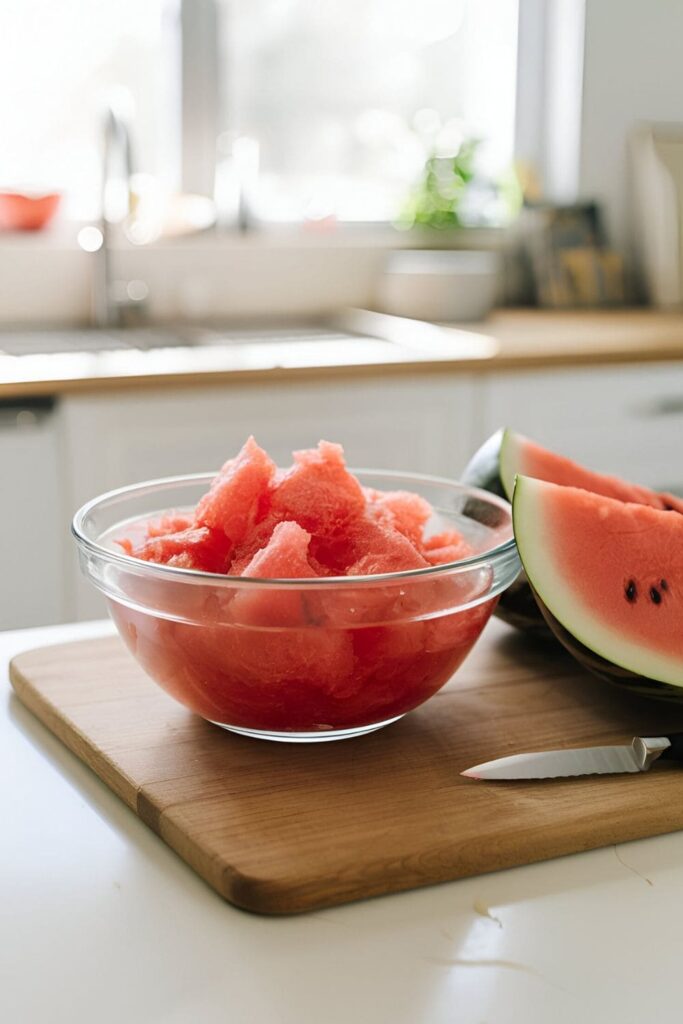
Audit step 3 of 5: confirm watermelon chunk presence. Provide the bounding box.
[112,606,357,728]
[513,474,683,695]
[145,514,193,537]
[239,520,317,580]
[231,521,320,626]
[365,487,432,547]
[304,519,431,628]
[195,436,276,544]
[347,517,429,576]
[228,513,283,576]
[270,441,366,539]
[422,530,472,566]
[131,527,233,573]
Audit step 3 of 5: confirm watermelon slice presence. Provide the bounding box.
[513,474,683,697]
[463,428,683,633]
[464,428,683,509]
[499,430,681,510]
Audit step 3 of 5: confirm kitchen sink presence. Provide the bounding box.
[0,328,195,356]
[1,311,493,361]
[0,324,367,357]
[193,325,359,347]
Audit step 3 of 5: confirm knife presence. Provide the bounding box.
[461,734,683,780]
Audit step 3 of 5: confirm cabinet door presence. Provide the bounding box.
[0,400,64,628]
[63,373,476,619]
[478,362,683,493]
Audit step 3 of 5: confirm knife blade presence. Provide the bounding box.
[461,735,683,780]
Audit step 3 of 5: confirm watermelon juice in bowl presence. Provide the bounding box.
[72,440,519,742]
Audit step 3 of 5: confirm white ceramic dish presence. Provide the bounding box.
[376,249,500,322]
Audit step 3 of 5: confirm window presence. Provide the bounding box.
[0,0,519,226]
[1,0,164,219]
[224,0,519,223]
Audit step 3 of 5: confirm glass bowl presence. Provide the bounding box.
[72,470,520,742]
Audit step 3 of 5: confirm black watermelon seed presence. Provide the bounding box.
[650,587,662,605]
[661,579,669,591]
[625,580,637,602]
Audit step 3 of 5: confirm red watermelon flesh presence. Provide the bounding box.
[146,514,193,537]
[115,513,193,556]
[346,517,429,576]
[270,440,366,539]
[501,430,677,510]
[195,435,276,544]
[110,599,489,731]
[308,517,430,625]
[422,530,473,566]
[120,438,474,580]
[513,475,683,687]
[111,438,497,732]
[228,512,284,575]
[129,526,234,574]
[364,487,432,547]
[231,521,321,627]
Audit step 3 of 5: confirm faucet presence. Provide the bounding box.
[83,102,149,328]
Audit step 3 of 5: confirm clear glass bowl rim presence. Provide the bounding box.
[72,467,518,590]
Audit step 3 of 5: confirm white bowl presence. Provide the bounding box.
[375,249,500,322]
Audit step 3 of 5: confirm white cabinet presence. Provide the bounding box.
[62,373,477,620]
[24,357,683,629]
[0,399,65,629]
[477,362,683,494]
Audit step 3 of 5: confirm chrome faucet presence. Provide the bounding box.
[85,102,149,328]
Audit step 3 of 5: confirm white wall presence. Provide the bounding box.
[579,0,683,274]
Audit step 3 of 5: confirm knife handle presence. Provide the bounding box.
[660,734,683,761]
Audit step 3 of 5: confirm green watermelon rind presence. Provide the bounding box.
[462,428,550,636]
[533,591,683,701]
[513,474,683,692]
[499,428,525,501]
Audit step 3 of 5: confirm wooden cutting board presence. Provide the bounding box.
[10,620,683,915]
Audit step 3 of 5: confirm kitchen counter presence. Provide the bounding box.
[4,619,683,1024]
[2,308,683,400]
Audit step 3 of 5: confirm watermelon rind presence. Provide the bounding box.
[513,474,683,692]
[498,428,525,501]
[460,429,507,498]
[462,428,550,636]
[534,598,683,701]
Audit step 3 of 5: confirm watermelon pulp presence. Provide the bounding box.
[108,439,502,735]
[513,475,683,691]
[109,599,495,732]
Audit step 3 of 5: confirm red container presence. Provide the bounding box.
[0,191,61,231]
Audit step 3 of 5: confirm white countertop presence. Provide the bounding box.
[3,620,683,1023]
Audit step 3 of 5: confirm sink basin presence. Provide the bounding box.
[0,328,192,357]
[193,324,359,347]
[0,324,366,357]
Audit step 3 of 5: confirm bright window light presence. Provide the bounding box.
[223,0,519,222]
[0,0,518,225]
[0,0,164,219]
